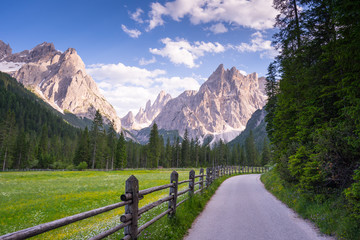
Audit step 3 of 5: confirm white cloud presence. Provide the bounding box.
[87,63,165,88]
[147,0,278,31]
[86,63,201,117]
[234,31,277,59]
[130,8,144,23]
[139,56,157,66]
[207,23,228,34]
[239,70,247,76]
[121,24,141,38]
[150,38,225,68]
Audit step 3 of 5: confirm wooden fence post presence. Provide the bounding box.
[168,171,178,216]
[189,170,195,196]
[199,168,204,190]
[124,175,139,240]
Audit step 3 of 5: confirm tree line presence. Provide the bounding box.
[0,71,270,171]
[265,0,360,218]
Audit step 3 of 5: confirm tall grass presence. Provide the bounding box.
[0,169,192,239]
[261,170,360,240]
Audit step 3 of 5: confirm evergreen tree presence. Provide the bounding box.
[37,125,49,168]
[261,139,271,166]
[12,130,29,169]
[115,131,127,169]
[165,137,172,168]
[107,121,116,170]
[181,129,190,167]
[147,123,160,168]
[175,137,181,168]
[90,110,103,169]
[0,110,15,170]
[245,130,257,166]
[73,127,90,167]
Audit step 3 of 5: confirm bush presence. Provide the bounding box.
[345,169,360,219]
[76,161,88,171]
[65,164,75,171]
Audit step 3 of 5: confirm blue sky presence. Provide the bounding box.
[1,0,278,117]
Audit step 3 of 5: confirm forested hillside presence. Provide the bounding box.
[265,0,360,231]
[0,71,80,169]
[0,71,269,170]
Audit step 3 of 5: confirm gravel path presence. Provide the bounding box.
[184,174,334,240]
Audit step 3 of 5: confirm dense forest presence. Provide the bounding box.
[265,0,360,221]
[0,72,270,170]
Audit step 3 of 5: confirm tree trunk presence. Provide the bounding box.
[293,0,301,48]
[3,147,8,171]
[92,142,97,169]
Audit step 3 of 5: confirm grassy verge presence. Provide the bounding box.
[261,169,360,240]
[138,174,234,240]
[0,169,193,239]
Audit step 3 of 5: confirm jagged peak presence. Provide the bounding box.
[63,48,77,56]
[215,64,224,73]
[145,100,151,111]
[124,111,134,118]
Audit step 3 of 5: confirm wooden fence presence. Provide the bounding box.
[0,166,268,240]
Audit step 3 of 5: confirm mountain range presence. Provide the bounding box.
[0,40,267,144]
[0,40,121,131]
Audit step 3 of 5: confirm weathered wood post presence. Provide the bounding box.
[124,175,139,240]
[168,171,178,216]
[199,168,204,190]
[206,168,211,187]
[189,169,195,197]
[212,167,216,181]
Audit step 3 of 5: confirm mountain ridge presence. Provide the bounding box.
[0,40,121,131]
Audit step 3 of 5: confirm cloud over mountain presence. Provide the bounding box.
[147,0,278,31]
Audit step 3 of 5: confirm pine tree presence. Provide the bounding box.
[115,131,127,169]
[90,110,103,169]
[165,137,172,168]
[181,129,190,167]
[37,125,49,168]
[1,110,15,170]
[107,121,116,170]
[245,130,257,166]
[73,127,90,167]
[147,123,160,168]
[261,139,271,166]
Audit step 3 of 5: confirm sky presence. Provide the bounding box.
[0,0,278,117]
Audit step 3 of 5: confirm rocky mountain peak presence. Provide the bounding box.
[153,64,267,144]
[0,40,12,60]
[121,111,135,128]
[122,90,172,130]
[1,40,121,131]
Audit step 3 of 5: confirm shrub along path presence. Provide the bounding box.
[184,174,334,240]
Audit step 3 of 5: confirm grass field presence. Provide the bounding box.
[0,169,196,239]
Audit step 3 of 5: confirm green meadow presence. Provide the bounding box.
[0,169,195,239]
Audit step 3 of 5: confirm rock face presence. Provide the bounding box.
[153,64,267,143]
[0,41,12,60]
[122,90,172,130]
[0,40,121,131]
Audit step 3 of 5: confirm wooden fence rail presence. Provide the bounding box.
[0,166,269,240]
